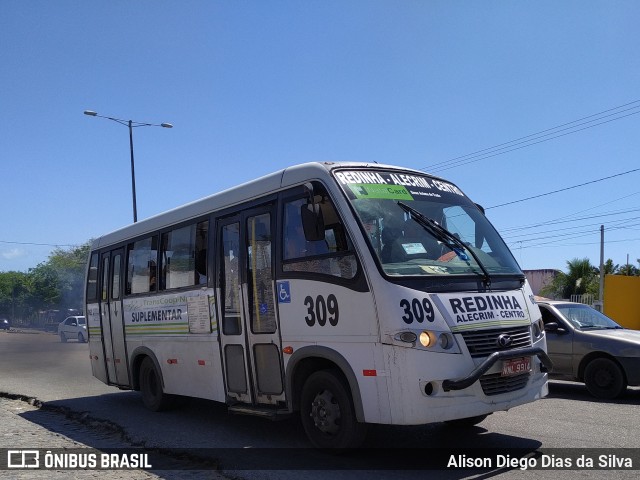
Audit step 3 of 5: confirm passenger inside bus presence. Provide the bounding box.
[380,219,441,264]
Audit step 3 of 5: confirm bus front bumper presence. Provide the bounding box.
[442,347,553,392]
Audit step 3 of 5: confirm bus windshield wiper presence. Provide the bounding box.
[397,202,491,287]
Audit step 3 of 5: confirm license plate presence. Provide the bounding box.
[501,357,531,376]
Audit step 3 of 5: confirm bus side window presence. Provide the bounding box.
[195,221,208,285]
[160,220,209,290]
[282,186,357,279]
[221,222,242,335]
[126,236,158,295]
[86,253,99,302]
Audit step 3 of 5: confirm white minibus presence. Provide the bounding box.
[85,162,550,448]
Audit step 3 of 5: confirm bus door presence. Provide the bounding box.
[217,207,284,406]
[99,248,130,387]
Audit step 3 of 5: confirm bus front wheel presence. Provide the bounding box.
[139,357,174,411]
[300,369,366,449]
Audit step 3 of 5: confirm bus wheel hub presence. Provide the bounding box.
[310,390,340,434]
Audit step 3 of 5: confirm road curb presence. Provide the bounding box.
[0,393,227,478]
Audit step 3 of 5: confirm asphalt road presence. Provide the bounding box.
[1,328,639,480]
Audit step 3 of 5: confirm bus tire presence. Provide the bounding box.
[584,357,626,399]
[139,357,174,411]
[300,369,366,449]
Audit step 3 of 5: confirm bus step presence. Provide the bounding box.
[228,405,291,420]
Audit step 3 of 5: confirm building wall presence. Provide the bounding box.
[603,274,640,330]
[523,269,559,296]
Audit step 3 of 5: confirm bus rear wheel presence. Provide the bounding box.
[139,357,175,411]
[300,369,366,449]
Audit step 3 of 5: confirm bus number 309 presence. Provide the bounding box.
[304,294,339,327]
[400,298,435,324]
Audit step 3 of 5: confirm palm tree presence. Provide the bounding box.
[541,257,598,299]
[603,259,619,275]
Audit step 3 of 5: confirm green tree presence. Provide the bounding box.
[0,271,30,320]
[603,259,619,275]
[45,243,91,310]
[0,241,91,321]
[541,257,599,300]
[617,262,639,276]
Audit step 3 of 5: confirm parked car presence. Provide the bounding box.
[0,318,10,330]
[538,300,640,399]
[57,316,87,343]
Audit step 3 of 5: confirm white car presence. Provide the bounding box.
[58,316,87,343]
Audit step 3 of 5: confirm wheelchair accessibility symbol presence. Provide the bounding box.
[277,281,291,303]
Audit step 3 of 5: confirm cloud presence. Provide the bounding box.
[1,248,25,260]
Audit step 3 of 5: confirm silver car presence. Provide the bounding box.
[57,315,87,343]
[538,300,640,399]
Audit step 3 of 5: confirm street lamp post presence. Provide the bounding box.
[84,110,172,223]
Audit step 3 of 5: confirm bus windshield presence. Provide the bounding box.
[334,168,522,278]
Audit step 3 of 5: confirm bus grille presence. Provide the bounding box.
[480,372,530,396]
[459,326,532,358]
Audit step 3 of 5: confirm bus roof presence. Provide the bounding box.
[90,161,431,250]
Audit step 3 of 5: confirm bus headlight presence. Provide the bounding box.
[419,331,437,347]
[439,332,453,349]
[420,330,455,350]
[389,330,460,353]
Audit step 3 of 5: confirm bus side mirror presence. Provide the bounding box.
[301,203,325,241]
[474,204,486,248]
[301,182,325,241]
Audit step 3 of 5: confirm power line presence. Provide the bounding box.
[0,240,78,248]
[521,192,640,229]
[427,109,640,173]
[500,207,640,234]
[502,216,640,241]
[421,100,640,173]
[512,237,640,250]
[504,216,640,248]
[485,168,640,209]
[425,100,640,169]
[508,220,640,249]
[507,221,640,246]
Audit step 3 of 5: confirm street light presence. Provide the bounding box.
[84,110,173,223]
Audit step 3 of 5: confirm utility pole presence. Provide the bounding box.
[627,254,631,275]
[599,225,604,311]
[84,110,172,223]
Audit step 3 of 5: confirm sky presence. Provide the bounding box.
[1,1,639,274]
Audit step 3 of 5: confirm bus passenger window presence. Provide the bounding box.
[282,186,357,279]
[247,213,276,334]
[195,221,209,284]
[221,222,242,335]
[160,220,209,290]
[86,253,99,302]
[101,257,109,301]
[126,236,158,295]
